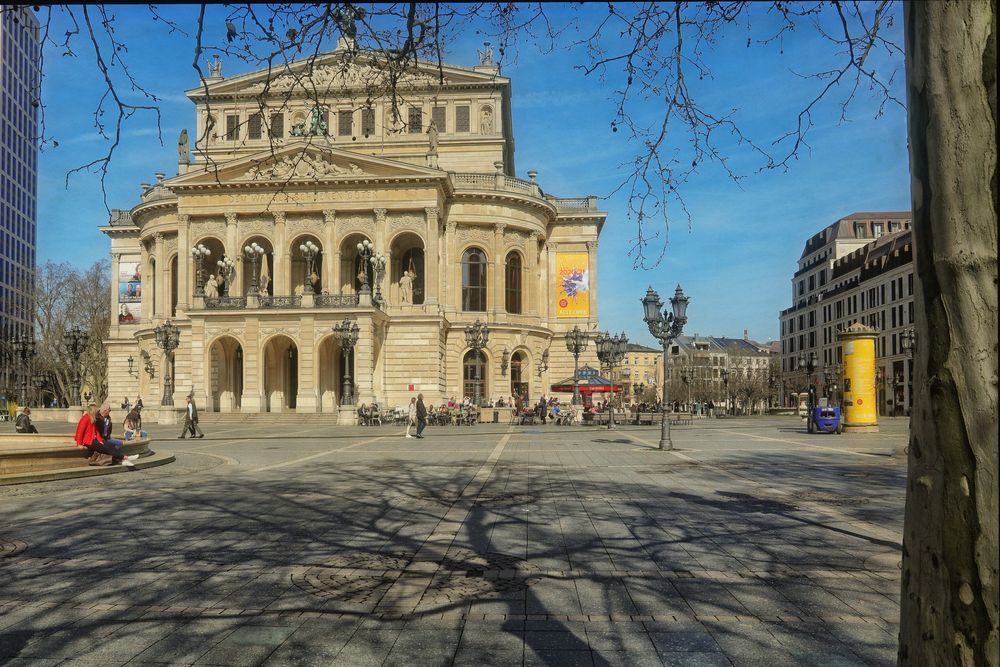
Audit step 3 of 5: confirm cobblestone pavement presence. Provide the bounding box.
[0,416,908,666]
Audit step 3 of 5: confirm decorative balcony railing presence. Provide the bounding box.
[259,295,302,308]
[204,297,247,309]
[452,173,543,198]
[315,294,359,308]
[546,196,600,212]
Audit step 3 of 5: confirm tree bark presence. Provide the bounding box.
[900,2,998,666]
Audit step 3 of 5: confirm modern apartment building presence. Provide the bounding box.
[779,212,915,415]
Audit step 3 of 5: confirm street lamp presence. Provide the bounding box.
[62,326,88,406]
[332,318,360,405]
[153,320,180,406]
[464,319,490,407]
[10,334,35,408]
[299,240,320,294]
[721,368,731,416]
[500,347,509,377]
[900,327,916,358]
[681,366,693,412]
[370,250,386,306]
[536,348,549,377]
[216,255,236,296]
[565,325,589,406]
[31,371,47,408]
[356,239,374,295]
[243,242,266,294]
[798,352,819,411]
[823,363,843,405]
[191,244,211,296]
[595,331,628,429]
[641,284,689,450]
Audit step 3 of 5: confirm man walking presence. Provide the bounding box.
[415,393,427,439]
[405,396,417,438]
[178,393,204,439]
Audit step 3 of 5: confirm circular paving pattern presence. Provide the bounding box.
[0,540,28,558]
[292,549,541,608]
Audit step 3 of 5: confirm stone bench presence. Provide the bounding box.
[0,436,171,483]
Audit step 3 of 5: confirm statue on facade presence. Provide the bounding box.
[310,271,320,292]
[399,258,417,304]
[204,274,219,298]
[207,55,223,78]
[177,129,189,164]
[480,107,494,134]
[426,118,439,154]
[477,42,494,66]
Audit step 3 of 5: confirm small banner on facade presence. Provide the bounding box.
[117,259,142,323]
[555,252,589,318]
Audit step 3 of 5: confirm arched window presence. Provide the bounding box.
[511,351,528,400]
[463,350,487,404]
[505,251,522,314]
[462,247,487,312]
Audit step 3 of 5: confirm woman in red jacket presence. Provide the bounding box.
[74,403,134,466]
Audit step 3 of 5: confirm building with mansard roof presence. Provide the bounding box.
[100,43,605,421]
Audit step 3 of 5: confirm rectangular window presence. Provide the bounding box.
[361,107,375,136]
[225,114,239,140]
[798,280,805,296]
[456,105,470,132]
[808,275,815,291]
[338,110,352,136]
[890,221,901,232]
[270,112,284,138]
[248,113,262,140]
[432,106,446,133]
[854,222,867,238]
[408,107,422,133]
[891,280,896,301]
[873,222,884,238]
[881,284,886,304]
[819,269,826,286]
[908,273,913,295]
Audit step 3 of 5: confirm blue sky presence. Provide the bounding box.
[34,4,910,347]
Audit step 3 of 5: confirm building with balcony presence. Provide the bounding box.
[779,213,915,415]
[101,44,605,418]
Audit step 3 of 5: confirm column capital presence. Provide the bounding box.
[586,240,597,250]
[272,211,286,225]
[494,223,506,235]
[373,208,388,223]
[323,209,337,224]
[110,252,121,262]
[176,213,190,225]
[424,206,439,221]
[528,231,541,242]
[224,211,238,225]
[446,221,458,233]
[154,232,165,243]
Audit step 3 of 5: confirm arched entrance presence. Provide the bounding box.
[510,350,529,401]
[389,232,425,305]
[463,350,488,406]
[263,335,297,412]
[208,336,243,412]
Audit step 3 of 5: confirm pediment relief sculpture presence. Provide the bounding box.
[243,152,369,181]
[247,63,437,94]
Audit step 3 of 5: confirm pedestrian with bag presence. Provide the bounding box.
[415,393,427,439]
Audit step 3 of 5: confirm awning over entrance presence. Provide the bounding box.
[550,365,623,394]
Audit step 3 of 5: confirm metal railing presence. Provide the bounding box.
[204,297,246,309]
[315,294,359,308]
[259,295,302,308]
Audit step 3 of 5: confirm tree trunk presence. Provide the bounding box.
[900,3,998,666]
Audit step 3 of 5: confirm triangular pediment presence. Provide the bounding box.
[168,142,447,188]
[186,49,506,99]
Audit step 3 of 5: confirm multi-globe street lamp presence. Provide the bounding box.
[10,334,35,408]
[62,326,89,407]
[823,363,843,405]
[299,240,320,294]
[243,242,266,295]
[216,255,236,296]
[594,331,628,430]
[464,319,490,407]
[191,244,211,296]
[370,251,387,306]
[565,325,588,406]
[154,320,181,406]
[642,284,689,450]
[332,318,360,406]
[798,352,819,411]
[356,239,374,295]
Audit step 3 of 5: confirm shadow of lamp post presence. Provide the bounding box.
[332,318,360,406]
[154,320,180,407]
[565,325,588,406]
[642,284,689,450]
[464,319,490,407]
[595,331,628,430]
[62,326,87,407]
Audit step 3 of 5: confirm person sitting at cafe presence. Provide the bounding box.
[15,407,38,434]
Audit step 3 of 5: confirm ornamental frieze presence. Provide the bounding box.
[238,217,277,240]
[206,326,245,342]
[337,214,375,237]
[191,220,227,241]
[387,213,425,238]
[242,151,370,181]
[455,225,493,248]
[246,63,436,93]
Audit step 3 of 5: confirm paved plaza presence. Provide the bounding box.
[0,416,908,666]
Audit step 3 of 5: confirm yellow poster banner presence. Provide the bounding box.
[555,252,590,318]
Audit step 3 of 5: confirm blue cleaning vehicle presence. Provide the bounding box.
[808,404,843,434]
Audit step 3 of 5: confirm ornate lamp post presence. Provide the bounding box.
[332,318,360,405]
[797,352,819,411]
[900,327,916,416]
[10,334,35,407]
[565,325,589,406]
[154,320,181,406]
[595,331,628,429]
[370,250,386,306]
[721,368,731,416]
[356,239,374,295]
[216,255,236,296]
[464,319,490,407]
[243,242,265,294]
[191,244,211,296]
[823,363,843,405]
[61,326,87,406]
[31,371,47,408]
[642,284,689,449]
[500,347,510,377]
[299,241,320,295]
[536,348,550,377]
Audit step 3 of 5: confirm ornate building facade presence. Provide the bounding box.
[101,44,605,419]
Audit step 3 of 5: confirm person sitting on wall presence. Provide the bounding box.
[123,409,147,440]
[15,407,38,434]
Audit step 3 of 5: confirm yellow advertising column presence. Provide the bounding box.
[838,322,879,433]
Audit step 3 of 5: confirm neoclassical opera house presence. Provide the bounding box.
[102,44,605,420]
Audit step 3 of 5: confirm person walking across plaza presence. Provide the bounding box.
[405,396,417,438]
[415,393,427,439]
[178,393,204,438]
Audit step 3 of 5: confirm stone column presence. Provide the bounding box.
[374,208,387,249]
[177,215,190,312]
[586,239,598,326]
[110,252,121,335]
[241,317,262,413]
[154,233,166,319]
[492,223,505,316]
[272,211,286,295]
[323,209,336,293]
[295,316,318,412]
[544,240,555,323]
[527,232,540,316]
[445,221,457,313]
[224,211,239,296]
[425,207,440,306]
